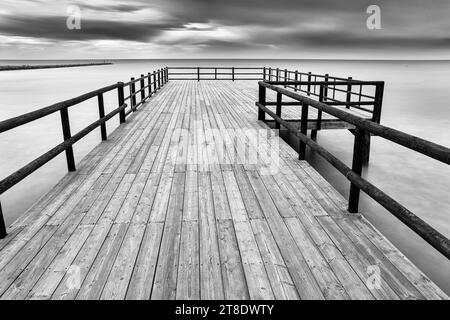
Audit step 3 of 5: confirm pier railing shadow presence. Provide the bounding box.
[257,80,450,259]
[0,68,169,238]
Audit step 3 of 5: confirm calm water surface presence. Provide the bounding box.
[0,59,449,294]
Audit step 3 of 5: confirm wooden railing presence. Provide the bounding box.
[168,66,382,123]
[263,68,383,123]
[256,80,450,259]
[167,67,264,81]
[0,67,169,238]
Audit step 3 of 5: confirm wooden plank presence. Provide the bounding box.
[151,172,185,299]
[27,224,94,299]
[284,217,350,299]
[245,169,324,299]
[232,166,264,219]
[76,223,128,300]
[99,223,146,299]
[217,219,250,299]
[222,170,248,222]
[183,170,198,221]
[198,171,224,299]
[126,222,164,299]
[210,170,232,220]
[251,219,299,300]
[176,221,200,299]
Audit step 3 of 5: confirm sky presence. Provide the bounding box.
[0,0,449,60]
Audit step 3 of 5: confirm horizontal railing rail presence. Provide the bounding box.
[0,67,169,238]
[167,67,265,81]
[256,80,450,259]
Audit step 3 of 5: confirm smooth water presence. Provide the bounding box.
[0,59,449,294]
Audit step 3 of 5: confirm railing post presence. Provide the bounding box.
[118,82,125,123]
[263,67,266,81]
[153,71,157,93]
[232,67,235,81]
[148,72,152,97]
[346,77,353,109]
[157,70,161,89]
[165,67,169,82]
[294,70,299,92]
[275,92,282,130]
[276,68,279,82]
[140,74,145,102]
[60,107,76,172]
[315,74,328,132]
[284,69,288,88]
[311,84,324,139]
[97,93,107,141]
[307,72,312,96]
[258,84,266,121]
[130,77,136,111]
[348,128,366,213]
[372,82,384,123]
[0,201,7,239]
[268,67,272,81]
[215,68,217,80]
[299,103,309,160]
[197,67,200,82]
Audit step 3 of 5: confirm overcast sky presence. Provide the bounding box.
[0,0,449,60]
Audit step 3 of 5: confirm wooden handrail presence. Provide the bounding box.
[0,67,169,238]
[0,83,119,133]
[260,81,448,164]
[256,81,450,259]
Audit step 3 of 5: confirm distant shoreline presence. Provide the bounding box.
[0,62,113,71]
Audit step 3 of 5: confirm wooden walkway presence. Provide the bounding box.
[0,81,447,300]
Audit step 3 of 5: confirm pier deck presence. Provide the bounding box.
[0,81,447,300]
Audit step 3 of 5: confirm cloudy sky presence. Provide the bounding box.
[0,0,449,60]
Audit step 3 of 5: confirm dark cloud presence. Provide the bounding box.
[1,0,450,57]
[80,4,144,13]
[0,15,179,42]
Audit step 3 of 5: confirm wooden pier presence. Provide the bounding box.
[0,67,448,300]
